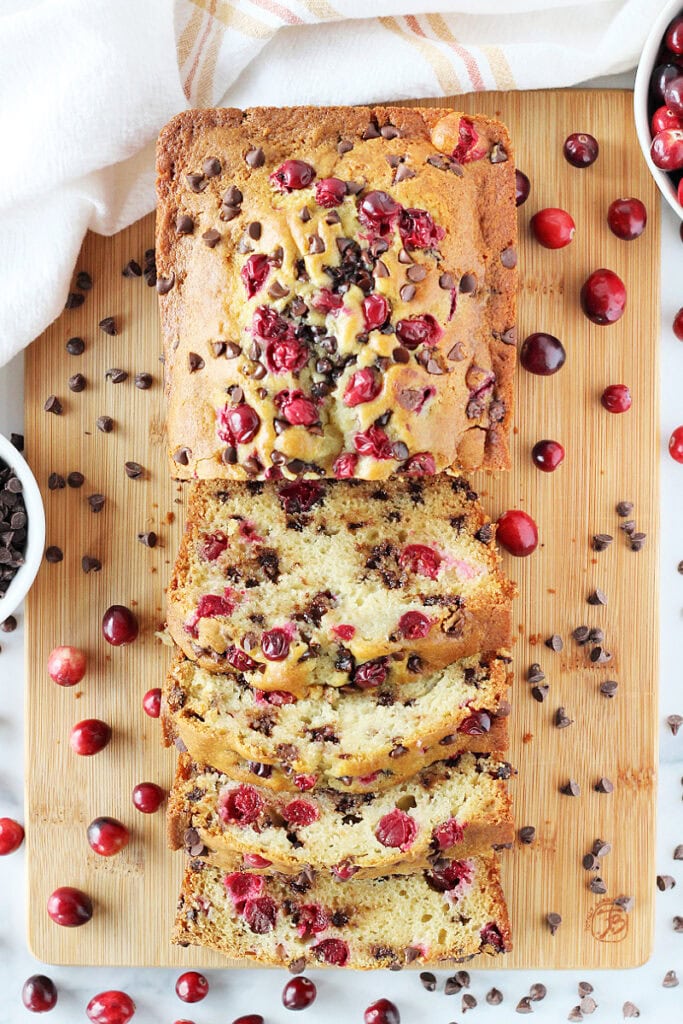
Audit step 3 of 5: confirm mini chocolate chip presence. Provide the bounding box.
[223,446,237,465]
[588,627,604,642]
[599,680,618,697]
[501,326,517,345]
[186,172,207,192]
[48,473,65,490]
[398,248,412,265]
[420,971,436,991]
[96,416,114,433]
[65,292,84,309]
[105,368,128,384]
[580,995,598,1013]
[657,874,676,891]
[667,714,683,735]
[99,316,117,335]
[124,461,143,479]
[375,260,390,278]
[592,838,611,857]
[308,234,325,254]
[527,664,545,682]
[486,988,503,1005]
[188,352,205,373]
[268,281,289,299]
[630,532,647,551]
[455,971,470,987]
[156,272,175,295]
[620,519,636,535]
[175,214,194,234]
[337,138,353,155]
[0,615,17,632]
[447,342,466,362]
[578,983,594,998]
[88,493,105,513]
[223,185,243,206]
[592,533,613,551]
[573,626,591,644]
[138,531,157,548]
[614,895,634,913]
[516,996,533,1013]
[75,271,92,291]
[500,246,517,268]
[589,876,607,894]
[663,971,679,988]
[531,683,549,702]
[81,555,102,574]
[170,447,190,467]
[224,342,242,359]
[362,121,380,140]
[622,1002,640,1018]
[588,588,607,605]
[44,395,62,415]
[461,994,477,1012]
[545,633,563,651]
[444,976,462,995]
[66,336,85,355]
[546,912,562,935]
[67,472,84,489]
[674,916,683,932]
[202,228,221,248]
[590,646,612,664]
[560,779,580,797]
[203,156,221,178]
[459,273,477,293]
[68,373,86,393]
[134,372,153,390]
[399,284,416,302]
[439,272,455,290]
[406,264,427,283]
[519,825,536,844]
[555,706,573,728]
[299,206,311,223]
[392,347,410,364]
[394,163,415,182]
[616,500,634,516]
[245,146,265,168]
[595,777,614,793]
[530,984,547,1002]
[674,845,683,860]
[122,259,142,278]
[490,142,508,163]
[45,546,63,563]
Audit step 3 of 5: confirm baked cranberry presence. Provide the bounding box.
[224,872,265,909]
[282,976,317,1010]
[233,1017,264,1024]
[243,853,271,868]
[269,160,315,192]
[142,687,161,718]
[344,368,381,406]
[353,658,388,689]
[531,439,565,472]
[332,859,358,880]
[496,510,539,556]
[244,895,278,933]
[186,592,235,637]
[399,208,445,250]
[295,903,329,938]
[358,190,402,235]
[332,623,356,641]
[102,605,138,646]
[175,972,208,1004]
[313,938,349,966]
[315,177,346,207]
[563,132,599,168]
[398,611,431,638]
[261,627,290,661]
[275,389,318,426]
[459,710,492,735]
[607,197,647,241]
[219,784,263,826]
[70,719,111,756]
[399,544,441,579]
[362,293,390,331]
[240,254,270,298]
[47,886,93,927]
[666,75,683,116]
[278,480,324,513]
[47,645,86,686]
[601,384,631,413]
[481,921,506,952]
[651,63,683,105]
[426,857,473,893]
[132,782,165,814]
[282,799,319,826]
[254,688,296,706]
[651,129,683,170]
[515,169,530,207]
[22,974,58,1013]
[652,105,683,133]
[402,452,436,475]
[311,288,343,314]
[376,809,417,850]
[353,426,394,460]
[86,991,135,1024]
[530,208,575,249]
[364,998,400,1024]
[217,402,261,444]
[201,531,228,560]
[669,426,683,463]
[293,773,317,791]
[453,117,487,162]
[0,816,24,854]
[580,269,627,325]
[667,16,683,53]
[674,308,683,340]
[520,332,566,375]
[395,314,442,349]
[87,817,130,856]
[433,817,465,849]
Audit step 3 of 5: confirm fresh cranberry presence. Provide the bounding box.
[670,426,683,463]
[261,628,290,661]
[531,439,565,472]
[666,75,683,116]
[243,853,271,868]
[277,480,324,513]
[530,208,575,249]
[217,402,261,444]
[233,1017,264,1024]
[132,782,165,814]
[375,809,418,850]
[563,132,599,168]
[313,938,349,966]
[601,384,631,413]
[674,308,683,340]
[353,658,388,689]
[399,208,445,250]
[87,817,130,856]
[282,799,319,827]
[311,288,344,314]
[452,117,487,162]
[580,269,627,325]
[395,314,443,350]
[315,177,346,207]
[102,605,139,646]
[353,426,394,460]
[496,510,539,556]
[244,895,278,933]
[22,974,58,1013]
[224,872,265,909]
[275,389,318,426]
[86,991,135,1024]
[358,190,402,235]
[344,368,381,406]
[47,886,93,927]
[402,452,436,475]
[651,129,683,170]
[459,710,492,735]
[332,623,356,641]
[667,16,683,53]
[607,197,647,241]
[47,645,86,686]
[269,160,315,192]
[651,63,683,105]
[186,593,235,637]
[399,544,441,579]
[433,817,465,849]
[520,332,566,375]
[70,719,112,756]
[364,999,400,1024]
[515,169,530,207]
[295,903,329,938]
[679,179,683,208]
[362,293,390,332]
[142,687,161,717]
[293,773,317,791]
[0,817,24,854]
[201,531,228,561]
[282,976,317,1010]
[240,254,270,298]
[481,921,506,952]
[398,611,431,638]
[652,105,683,133]
[219,784,263,826]
[175,972,208,1004]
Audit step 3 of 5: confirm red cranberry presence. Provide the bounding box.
[459,710,492,735]
[275,389,318,426]
[607,197,647,241]
[669,426,683,463]
[399,208,445,250]
[402,452,436,475]
[86,991,135,1024]
[344,368,381,406]
[563,132,599,168]
[398,610,431,638]
[233,1017,264,1024]
[0,816,24,854]
[282,976,317,1010]
[175,972,208,1004]
[667,16,683,53]
[187,593,235,636]
[353,658,388,689]
[294,903,329,939]
[282,799,319,827]
[219,784,263,826]
[666,75,683,116]
[224,872,265,909]
[427,858,473,893]
[651,129,683,170]
[244,895,278,933]
[87,817,130,856]
[261,627,290,661]
[601,384,631,414]
[218,402,261,444]
[481,921,506,952]
[496,510,539,557]
[358,190,402,235]
[142,687,161,718]
[202,531,228,560]
[47,645,86,686]
[452,117,487,163]
[102,605,139,646]
[395,314,442,349]
[433,817,465,849]
[311,288,344,314]
[362,293,390,331]
[227,647,264,671]
[269,160,315,192]
[651,63,683,105]
[375,809,417,850]
[399,544,441,579]
[313,938,349,965]
[254,688,296,707]
[243,853,271,868]
[674,308,683,340]
[530,208,575,249]
[277,480,324,513]
[580,269,626,325]
[70,719,112,756]
[132,782,165,814]
[652,105,683,133]
[47,886,93,927]
[240,254,270,298]
[315,177,346,207]
[520,332,566,375]
[353,426,394,460]
[531,439,565,472]
[515,169,530,207]
[293,773,317,791]
[365,999,400,1024]
[22,974,58,1013]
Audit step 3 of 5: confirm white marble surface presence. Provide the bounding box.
[2,81,683,1023]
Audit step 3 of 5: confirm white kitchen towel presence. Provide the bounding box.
[0,0,662,366]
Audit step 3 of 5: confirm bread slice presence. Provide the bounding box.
[173,855,511,968]
[167,475,515,691]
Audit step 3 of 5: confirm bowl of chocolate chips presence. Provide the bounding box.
[0,432,45,623]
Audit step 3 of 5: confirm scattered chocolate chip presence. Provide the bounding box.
[546,912,562,935]
[68,373,86,393]
[99,316,117,336]
[678,561,683,575]
[546,634,563,651]
[629,532,647,551]
[614,895,634,913]
[134,372,153,390]
[122,259,142,278]
[590,646,612,664]
[75,271,92,291]
[583,853,599,871]
[420,971,436,991]
[138,531,157,548]
[572,625,590,644]
[657,874,676,891]
[245,146,265,168]
[105,368,128,384]
[595,777,614,793]
[96,416,114,433]
[587,588,607,606]
[48,473,66,491]
[622,1001,640,1018]
[592,533,613,551]
[589,876,607,895]
[530,983,547,1002]
[616,501,634,517]
[44,395,62,415]
[0,615,17,632]
[66,336,85,355]
[567,1007,583,1022]
[555,706,574,729]
[486,988,503,1005]
[599,680,618,698]
[519,825,536,845]
[67,472,84,489]
[527,663,545,683]
[560,779,580,797]
[663,970,679,988]
[674,845,683,860]
[592,838,611,858]
[578,983,593,998]
[81,555,102,574]
[619,519,636,535]
[156,272,175,295]
[45,546,63,563]
[667,714,683,736]
[500,246,517,268]
[588,627,604,643]
[175,214,194,234]
[580,996,597,1014]
[455,972,470,988]
[516,996,533,1013]
[87,494,105,513]
[188,352,205,373]
[674,916,683,932]
[65,292,84,310]
[462,993,477,1012]
[124,461,143,479]
[444,976,462,995]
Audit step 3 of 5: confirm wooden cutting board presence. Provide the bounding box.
[24,90,659,969]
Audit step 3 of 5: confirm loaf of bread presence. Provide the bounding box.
[173,855,511,968]
[156,105,516,482]
[167,476,515,690]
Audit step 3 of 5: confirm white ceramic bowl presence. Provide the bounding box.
[634,0,683,218]
[0,433,45,623]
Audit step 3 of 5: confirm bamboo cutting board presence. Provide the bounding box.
[24,90,659,968]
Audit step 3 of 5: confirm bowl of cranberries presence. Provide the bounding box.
[635,1,683,216]
[0,431,45,624]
